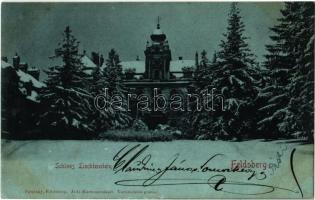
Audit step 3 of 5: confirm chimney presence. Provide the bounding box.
[100,54,104,66]
[178,56,183,60]
[195,51,199,67]
[13,53,20,69]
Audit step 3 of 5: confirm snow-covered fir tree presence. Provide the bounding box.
[196,3,260,140]
[188,50,215,138]
[88,64,112,132]
[194,50,211,89]
[258,3,314,141]
[39,26,94,137]
[102,49,132,129]
[285,3,314,141]
[180,49,217,139]
[257,3,301,138]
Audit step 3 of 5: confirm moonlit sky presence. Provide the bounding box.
[2,2,283,80]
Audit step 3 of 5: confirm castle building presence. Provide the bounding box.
[11,53,40,80]
[121,21,197,98]
[2,54,45,102]
[119,21,198,128]
[83,20,199,128]
[2,55,46,136]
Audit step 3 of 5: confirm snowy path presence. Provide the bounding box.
[1,139,313,198]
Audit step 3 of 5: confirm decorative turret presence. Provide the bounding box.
[150,17,166,43]
[144,17,171,80]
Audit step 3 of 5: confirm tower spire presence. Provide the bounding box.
[157,16,160,29]
[150,16,166,42]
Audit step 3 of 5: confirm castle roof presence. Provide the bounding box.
[81,55,97,75]
[1,60,46,103]
[118,59,195,74]
[2,60,46,88]
[121,61,145,73]
[170,60,195,72]
[150,21,166,42]
[80,53,196,75]
[16,69,46,88]
[152,28,163,35]
[1,60,12,69]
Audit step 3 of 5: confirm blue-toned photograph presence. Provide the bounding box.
[1,2,314,199]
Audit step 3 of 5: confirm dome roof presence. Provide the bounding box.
[150,23,166,42]
[152,28,163,35]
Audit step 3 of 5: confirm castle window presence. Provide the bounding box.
[154,70,160,80]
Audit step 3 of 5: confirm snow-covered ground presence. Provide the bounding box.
[1,139,313,198]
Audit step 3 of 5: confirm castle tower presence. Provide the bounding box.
[144,17,171,80]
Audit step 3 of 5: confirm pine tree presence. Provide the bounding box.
[283,3,314,141]
[103,49,132,129]
[194,50,211,89]
[258,3,314,140]
[186,50,215,139]
[88,64,112,132]
[39,26,94,138]
[208,3,260,140]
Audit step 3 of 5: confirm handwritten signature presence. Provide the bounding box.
[269,144,288,175]
[112,144,303,197]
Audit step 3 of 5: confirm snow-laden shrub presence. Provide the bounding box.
[99,129,175,142]
[132,119,148,131]
[156,124,171,131]
[171,130,182,137]
[196,134,211,140]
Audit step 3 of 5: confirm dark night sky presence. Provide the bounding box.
[2,2,282,80]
